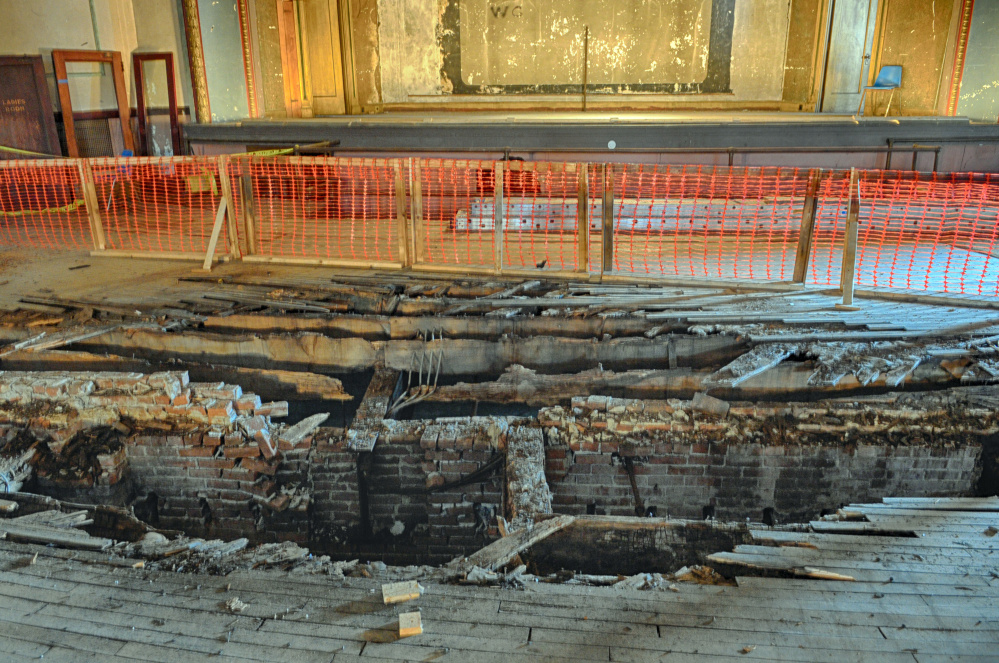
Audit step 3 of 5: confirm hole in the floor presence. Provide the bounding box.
[522,520,754,577]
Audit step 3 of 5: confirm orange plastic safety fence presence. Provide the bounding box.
[500,161,582,271]
[0,160,91,250]
[806,172,853,286]
[93,156,227,255]
[242,157,399,263]
[610,165,815,281]
[853,171,999,296]
[417,159,497,269]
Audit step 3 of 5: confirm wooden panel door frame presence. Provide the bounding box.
[132,52,182,156]
[0,55,61,156]
[51,49,135,158]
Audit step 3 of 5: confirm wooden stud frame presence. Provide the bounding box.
[132,53,182,157]
[51,50,135,159]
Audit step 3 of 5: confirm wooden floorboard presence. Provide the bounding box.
[1,500,997,661]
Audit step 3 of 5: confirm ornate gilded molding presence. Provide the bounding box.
[236,0,259,118]
[180,0,212,123]
[946,0,975,117]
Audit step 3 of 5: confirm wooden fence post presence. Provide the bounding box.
[393,160,410,267]
[216,155,239,257]
[239,171,258,255]
[601,163,614,274]
[77,160,106,250]
[411,159,424,265]
[577,163,589,274]
[839,168,860,308]
[494,162,504,273]
[792,169,822,283]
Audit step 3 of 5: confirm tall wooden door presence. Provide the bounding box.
[278,0,347,117]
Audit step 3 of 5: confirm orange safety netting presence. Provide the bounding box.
[240,157,400,263]
[806,172,853,286]
[93,156,227,254]
[501,161,582,271]
[4,155,999,299]
[0,160,92,250]
[418,159,497,269]
[852,171,999,296]
[611,165,815,281]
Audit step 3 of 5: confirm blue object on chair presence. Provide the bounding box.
[857,65,902,117]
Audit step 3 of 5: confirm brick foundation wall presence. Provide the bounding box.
[0,371,308,543]
[541,395,986,523]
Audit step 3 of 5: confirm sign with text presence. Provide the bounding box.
[0,56,61,157]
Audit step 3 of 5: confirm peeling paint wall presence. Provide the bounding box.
[729,0,791,101]
[375,0,791,103]
[875,0,952,115]
[956,0,999,122]
[377,0,443,102]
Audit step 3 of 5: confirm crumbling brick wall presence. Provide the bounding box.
[542,395,986,523]
[0,371,307,543]
[420,417,508,562]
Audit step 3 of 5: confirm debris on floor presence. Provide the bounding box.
[382,580,424,604]
[399,611,422,638]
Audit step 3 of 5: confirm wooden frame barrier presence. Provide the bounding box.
[6,155,992,305]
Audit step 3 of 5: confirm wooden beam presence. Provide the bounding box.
[76,160,105,250]
[412,160,425,264]
[445,515,575,576]
[239,173,258,254]
[839,168,860,306]
[577,163,589,273]
[201,198,228,271]
[393,160,410,266]
[792,169,822,283]
[217,156,240,257]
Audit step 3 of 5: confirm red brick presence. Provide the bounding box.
[197,458,237,470]
[224,445,261,459]
[241,456,278,475]
[249,479,277,497]
[257,431,277,460]
[179,446,216,457]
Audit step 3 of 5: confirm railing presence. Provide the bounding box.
[1,155,998,300]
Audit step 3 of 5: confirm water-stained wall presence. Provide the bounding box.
[374,0,791,104]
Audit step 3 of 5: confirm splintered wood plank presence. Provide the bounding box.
[734,576,995,598]
[749,529,999,553]
[726,544,999,573]
[880,497,999,510]
[446,514,575,574]
[708,551,990,585]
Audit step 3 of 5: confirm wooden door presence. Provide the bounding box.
[277,0,347,117]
